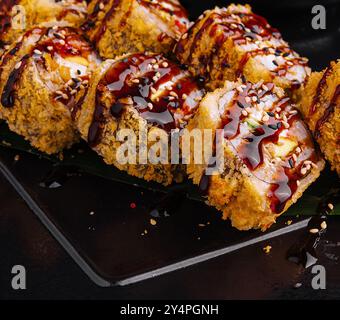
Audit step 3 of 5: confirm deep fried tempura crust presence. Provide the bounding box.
[187,81,324,231]
[74,54,203,186]
[0,27,98,154]
[299,60,340,175]
[0,0,87,51]
[175,4,310,100]
[83,0,189,59]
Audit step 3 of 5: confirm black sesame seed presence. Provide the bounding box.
[272,60,279,66]
[277,122,282,129]
[283,52,290,57]
[241,75,247,83]
[289,158,294,168]
[237,101,245,109]
[267,112,275,117]
[268,124,278,130]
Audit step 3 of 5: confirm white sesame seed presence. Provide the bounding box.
[301,167,307,175]
[283,121,290,129]
[182,33,188,40]
[328,203,334,211]
[296,147,302,154]
[309,228,319,234]
[99,2,104,10]
[147,102,153,109]
[59,39,66,45]
[321,221,327,230]
[34,49,42,55]
[242,110,248,117]
[132,79,140,84]
[292,154,297,162]
[276,107,281,112]
[296,180,300,186]
[162,62,169,68]
[15,61,22,69]
[47,46,53,51]
[182,94,188,100]
[151,87,157,94]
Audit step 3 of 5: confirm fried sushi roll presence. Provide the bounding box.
[0,0,88,52]
[82,0,189,59]
[299,60,340,175]
[187,80,324,231]
[0,27,99,154]
[74,52,204,185]
[175,4,311,99]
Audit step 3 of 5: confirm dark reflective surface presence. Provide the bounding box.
[0,0,340,299]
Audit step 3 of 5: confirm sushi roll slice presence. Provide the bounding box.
[74,52,204,185]
[299,60,340,175]
[187,80,325,231]
[0,0,88,53]
[82,0,189,59]
[0,26,99,154]
[174,4,311,100]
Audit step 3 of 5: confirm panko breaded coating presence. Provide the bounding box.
[187,80,325,231]
[174,4,311,100]
[0,26,99,154]
[82,0,189,59]
[299,60,340,175]
[74,52,204,185]
[0,0,88,53]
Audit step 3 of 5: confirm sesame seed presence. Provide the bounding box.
[99,2,104,10]
[71,89,77,95]
[59,39,66,45]
[328,203,334,211]
[296,180,300,186]
[56,90,64,95]
[282,121,290,129]
[14,61,22,69]
[47,46,53,51]
[182,94,188,99]
[301,167,307,175]
[151,87,157,94]
[162,62,169,68]
[147,102,153,109]
[150,219,157,226]
[170,91,178,98]
[252,96,258,102]
[292,154,297,162]
[262,114,269,122]
[241,110,248,117]
[321,221,327,230]
[245,97,251,103]
[154,64,159,70]
[34,49,42,55]
[276,107,281,112]
[309,228,319,234]
[296,147,302,154]
[182,33,188,40]
[132,79,140,84]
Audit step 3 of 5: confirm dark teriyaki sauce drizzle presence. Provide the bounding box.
[287,188,339,268]
[88,53,202,147]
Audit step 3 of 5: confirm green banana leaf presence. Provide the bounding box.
[0,121,338,216]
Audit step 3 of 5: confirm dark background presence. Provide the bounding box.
[0,0,340,300]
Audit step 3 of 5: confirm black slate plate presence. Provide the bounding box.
[0,0,339,287]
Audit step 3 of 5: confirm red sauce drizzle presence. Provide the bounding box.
[87,53,203,147]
